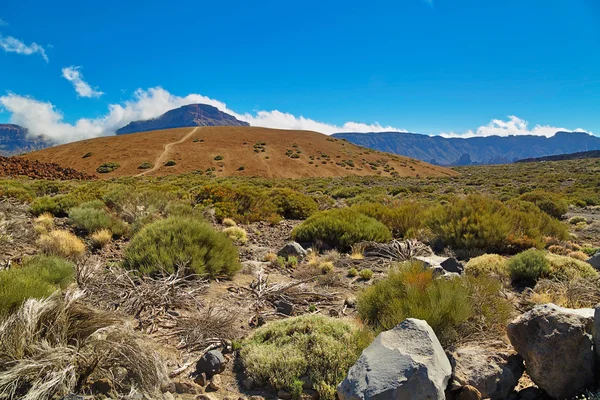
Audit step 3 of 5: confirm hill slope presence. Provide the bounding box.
[0,124,51,156]
[22,126,455,179]
[116,104,249,135]
[517,150,600,163]
[332,131,600,165]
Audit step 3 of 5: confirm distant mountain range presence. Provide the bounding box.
[332,131,600,166]
[0,124,51,156]
[516,150,600,163]
[116,104,249,135]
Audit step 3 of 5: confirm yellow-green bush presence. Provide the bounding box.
[271,188,318,219]
[240,315,372,400]
[123,217,240,278]
[508,249,551,284]
[0,255,74,314]
[223,226,248,245]
[520,190,569,219]
[464,254,509,281]
[357,261,511,346]
[291,209,392,251]
[351,201,429,238]
[545,252,598,280]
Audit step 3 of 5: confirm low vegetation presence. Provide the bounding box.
[38,229,86,259]
[240,315,373,400]
[0,256,74,314]
[291,209,392,251]
[122,217,240,278]
[96,162,120,173]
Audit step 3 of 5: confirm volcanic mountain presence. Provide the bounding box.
[0,124,51,156]
[116,104,249,135]
[332,131,600,166]
[22,126,455,179]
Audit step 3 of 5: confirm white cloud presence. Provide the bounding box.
[61,66,104,98]
[0,35,48,62]
[0,87,406,144]
[439,115,591,138]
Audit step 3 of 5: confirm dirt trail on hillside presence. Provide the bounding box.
[137,127,199,176]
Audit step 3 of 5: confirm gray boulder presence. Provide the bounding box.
[450,342,524,400]
[195,350,226,378]
[588,251,600,269]
[277,242,307,259]
[414,255,463,275]
[507,304,594,399]
[337,318,451,400]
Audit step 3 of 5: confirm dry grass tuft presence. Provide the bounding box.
[568,251,590,261]
[33,212,54,234]
[527,277,600,309]
[38,230,85,260]
[350,243,366,260]
[263,252,278,263]
[0,290,168,399]
[90,229,112,249]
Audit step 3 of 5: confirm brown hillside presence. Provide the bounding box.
[22,126,457,179]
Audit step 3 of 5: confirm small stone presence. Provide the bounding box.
[162,393,175,400]
[457,385,482,400]
[174,380,200,394]
[277,242,307,259]
[277,389,292,399]
[194,373,207,386]
[208,375,222,391]
[195,350,226,379]
[274,300,294,316]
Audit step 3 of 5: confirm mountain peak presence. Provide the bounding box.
[116,103,249,135]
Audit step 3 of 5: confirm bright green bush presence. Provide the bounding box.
[122,217,240,278]
[0,256,74,314]
[291,209,391,251]
[508,249,551,283]
[520,190,569,219]
[352,201,429,238]
[271,188,318,219]
[240,315,372,399]
[359,268,373,280]
[30,196,61,216]
[68,204,126,236]
[357,261,472,346]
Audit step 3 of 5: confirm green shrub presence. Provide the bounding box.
[464,254,509,281]
[0,256,74,314]
[291,209,392,251]
[164,160,176,166]
[223,226,248,244]
[358,261,472,346]
[520,191,569,219]
[545,252,598,280]
[508,249,551,284]
[271,188,318,219]
[214,155,224,161]
[138,162,153,170]
[352,201,428,238]
[347,267,358,277]
[82,152,93,158]
[359,268,373,280]
[123,217,240,279]
[240,315,372,399]
[30,196,61,216]
[96,162,120,173]
[194,184,279,223]
[68,205,126,236]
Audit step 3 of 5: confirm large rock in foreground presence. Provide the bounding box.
[337,318,451,400]
[507,304,594,399]
[450,342,524,400]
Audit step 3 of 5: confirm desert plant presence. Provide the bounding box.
[222,218,237,227]
[96,162,120,173]
[90,229,112,249]
[347,267,358,277]
[359,268,374,280]
[138,161,153,170]
[240,314,372,400]
[263,252,278,263]
[38,230,86,260]
[122,217,240,278]
[68,204,126,236]
[352,201,429,238]
[545,252,598,280]
[214,155,224,161]
[291,209,392,251]
[223,226,248,245]
[0,255,74,314]
[520,190,569,219]
[271,188,318,219]
[164,160,176,166]
[464,254,509,281]
[34,212,54,234]
[508,249,551,284]
[319,261,334,274]
[82,152,93,158]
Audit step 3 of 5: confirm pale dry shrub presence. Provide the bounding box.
[306,250,321,267]
[350,243,366,260]
[529,278,600,309]
[548,245,570,256]
[464,254,509,282]
[223,226,248,244]
[319,261,334,274]
[33,212,54,234]
[0,291,168,399]
[322,249,341,263]
[38,230,85,260]
[568,251,589,261]
[171,305,239,352]
[263,252,278,263]
[90,229,112,249]
[222,218,237,227]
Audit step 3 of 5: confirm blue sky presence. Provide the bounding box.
[0,0,598,142]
